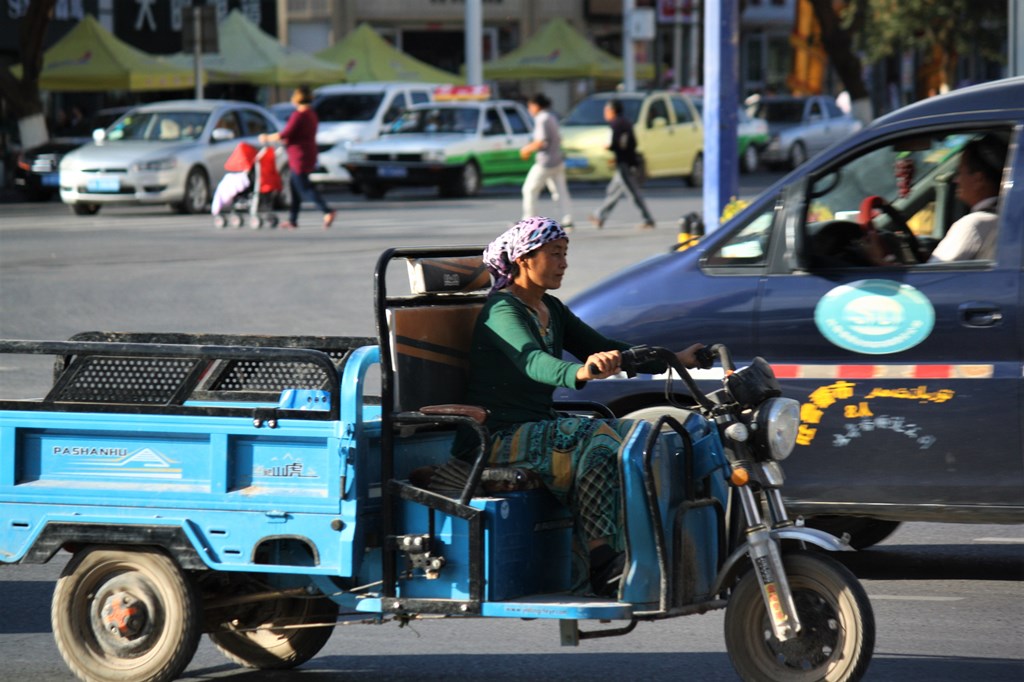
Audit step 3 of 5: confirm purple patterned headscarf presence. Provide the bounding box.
[483,216,568,293]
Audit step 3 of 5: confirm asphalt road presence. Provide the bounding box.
[1,181,1022,681]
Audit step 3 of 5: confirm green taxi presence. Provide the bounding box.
[344,100,534,199]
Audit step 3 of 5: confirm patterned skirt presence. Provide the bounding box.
[487,417,638,590]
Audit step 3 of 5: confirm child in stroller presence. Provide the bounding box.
[212,142,283,229]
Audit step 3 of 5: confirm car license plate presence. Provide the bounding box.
[565,157,587,169]
[86,177,121,193]
[377,165,407,179]
[41,173,60,187]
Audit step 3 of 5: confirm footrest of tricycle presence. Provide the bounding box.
[480,594,633,620]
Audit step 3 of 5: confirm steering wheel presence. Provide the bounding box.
[858,195,924,263]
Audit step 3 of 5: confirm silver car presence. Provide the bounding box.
[750,95,863,170]
[59,100,285,216]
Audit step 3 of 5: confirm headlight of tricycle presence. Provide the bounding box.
[753,397,800,461]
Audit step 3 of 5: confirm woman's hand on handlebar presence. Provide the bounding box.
[676,343,706,369]
[577,350,622,382]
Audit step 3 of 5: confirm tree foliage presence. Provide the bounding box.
[842,0,1006,86]
[0,0,56,121]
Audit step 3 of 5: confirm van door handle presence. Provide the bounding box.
[959,302,1003,327]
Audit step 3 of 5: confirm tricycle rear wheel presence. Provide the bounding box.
[51,546,201,682]
[724,550,874,682]
[209,594,338,670]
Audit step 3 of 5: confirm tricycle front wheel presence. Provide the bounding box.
[51,546,201,682]
[724,550,874,682]
[209,594,338,670]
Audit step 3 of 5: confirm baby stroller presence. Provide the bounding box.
[212,142,283,229]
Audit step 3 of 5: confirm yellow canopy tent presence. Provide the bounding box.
[482,17,654,81]
[168,10,343,86]
[10,14,195,91]
[315,23,463,84]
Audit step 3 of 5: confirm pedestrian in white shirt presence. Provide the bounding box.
[520,94,574,229]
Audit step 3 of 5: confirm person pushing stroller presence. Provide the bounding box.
[259,86,336,230]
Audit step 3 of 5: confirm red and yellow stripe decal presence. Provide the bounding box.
[770,364,994,380]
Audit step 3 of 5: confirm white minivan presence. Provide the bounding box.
[311,82,435,186]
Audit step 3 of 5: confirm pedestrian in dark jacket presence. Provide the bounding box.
[589,99,655,230]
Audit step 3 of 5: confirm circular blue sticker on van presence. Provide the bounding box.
[814,280,935,355]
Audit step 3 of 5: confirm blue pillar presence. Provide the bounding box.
[702,0,740,232]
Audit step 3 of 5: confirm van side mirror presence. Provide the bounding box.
[92,128,106,143]
[650,116,668,129]
[212,127,235,142]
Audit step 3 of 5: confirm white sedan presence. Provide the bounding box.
[59,100,286,216]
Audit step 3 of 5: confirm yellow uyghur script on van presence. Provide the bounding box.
[863,386,955,403]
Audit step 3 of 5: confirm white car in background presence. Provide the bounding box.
[311,82,435,186]
[59,100,285,216]
[750,94,863,170]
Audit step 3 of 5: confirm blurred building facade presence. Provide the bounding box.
[0,0,1013,115]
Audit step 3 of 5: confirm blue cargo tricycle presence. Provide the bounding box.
[0,247,874,681]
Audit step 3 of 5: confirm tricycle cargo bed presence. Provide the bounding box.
[0,334,384,573]
[0,333,378,418]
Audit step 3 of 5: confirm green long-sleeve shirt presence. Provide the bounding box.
[464,291,631,431]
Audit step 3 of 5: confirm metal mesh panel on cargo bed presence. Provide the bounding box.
[48,356,201,404]
[204,359,332,393]
[46,355,334,405]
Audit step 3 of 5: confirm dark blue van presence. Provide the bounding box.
[560,77,1024,547]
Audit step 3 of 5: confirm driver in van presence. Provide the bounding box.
[927,134,1007,262]
[860,134,1008,265]
[457,216,704,597]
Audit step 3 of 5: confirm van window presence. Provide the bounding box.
[800,129,1010,268]
[410,90,431,105]
[383,93,409,124]
[705,199,778,266]
[314,93,384,122]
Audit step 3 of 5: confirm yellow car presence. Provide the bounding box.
[561,91,704,186]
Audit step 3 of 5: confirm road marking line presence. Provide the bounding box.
[974,537,1024,544]
[869,595,963,601]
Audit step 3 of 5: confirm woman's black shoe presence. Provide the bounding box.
[589,546,625,598]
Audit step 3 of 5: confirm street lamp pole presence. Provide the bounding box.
[702,0,739,232]
[465,0,483,86]
[623,0,636,92]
